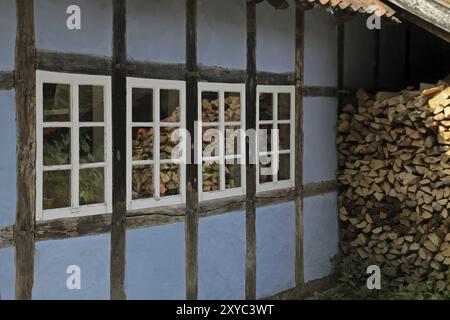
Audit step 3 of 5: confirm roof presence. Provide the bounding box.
[306,0,396,18]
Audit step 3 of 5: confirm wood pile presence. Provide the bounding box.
[337,83,450,287]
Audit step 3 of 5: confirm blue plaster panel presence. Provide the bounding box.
[303,97,338,184]
[0,247,15,300]
[0,90,16,228]
[125,223,186,300]
[256,202,295,299]
[33,234,110,300]
[0,0,16,70]
[35,0,112,56]
[304,8,338,87]
[304,192,338,282]
[127,0,186,64]
[198,0,246,70]
[198,211,246,300]
[256,1,295,73]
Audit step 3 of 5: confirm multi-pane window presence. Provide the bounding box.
[198,82,246,201]
[127,78,186,210]
[36,71,112,221]
[256,85,295,192]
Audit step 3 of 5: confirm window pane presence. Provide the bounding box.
[258,124,272,153]
[202,126,220,158]
[279,124,290,151]
[224,92,240,121]
[160,164,180,197]
[259,156,274,183]
[43,170,71,209]
[79,168,104,205]
[225,125,241,156]
[161,126,181,160]
[259,93,273,121]
[132,165,153,200]
[278,153,290,181]
[80,127,104,163]
[79,85,104,122]
[132,88,153,122]
[202,92,219,122]
[278,93,290,120]
[43,127,71,166]
[132,127,153,160]
[225,163,241,189]
[43,83,70,122]
[202,161,220,192]
[160,89,180,122]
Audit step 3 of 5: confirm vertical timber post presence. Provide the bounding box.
[110,0,127,300]
[185,0,199,300]
[15,0,36,300]
[245,0,257,300]
[294,0,305,287]
[337,21,345,113]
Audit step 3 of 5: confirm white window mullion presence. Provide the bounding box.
[273,92,279,183]
[219,90,225,191]
[72,84,80,211]
[154,88,161,200]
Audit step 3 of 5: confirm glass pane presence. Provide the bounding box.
[279,124,290,151]
[225,163,241,189]
[160,126,181,160]
[132,127,153,160]
[278,93,291,120]
[43,127,71,166]
[43,170,71,209]
[224,92,240,121]
[132,88,153,122]
[259,93,273,121]
[79,85,104,122]
[43,83,71,122]
[258,124,272,153]
[132,165,153,200]
[160,89,180,122]
[201,92,219,122]
[160,164,180,197]
[80,127,104,163]
[79,168,104,205]
[225,125,241,156]
[259,156,274,183]
[202,161,220,192]
[202,126,220,158]
[278,153,290,181]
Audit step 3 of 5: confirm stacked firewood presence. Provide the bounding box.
[337,83,450,288]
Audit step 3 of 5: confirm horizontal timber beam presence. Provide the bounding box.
[0,71,14,90]
[0,180,337,249]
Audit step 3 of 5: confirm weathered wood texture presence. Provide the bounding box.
[337,21,345,113]
[14,0,36,300]
[0,71,14,90]
[303,180,338,197]
[294,2,305,287]
[185,0,199,300]
[245,0,257,301]
[110,0,127,300]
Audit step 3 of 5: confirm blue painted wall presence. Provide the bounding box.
[35,0,112,56]
[198,211,246,300]
[0,90,16,228]
[33,234,110,299]
[0,0,16,70]
[304,192,338,282]
[256,202,296,299]
[125,223,186,300]
[0,247,15,300]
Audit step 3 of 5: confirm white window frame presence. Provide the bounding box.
[36,71,112,221]
[198,82,246,201]
[256,85,295,192]
[126,77,186,211]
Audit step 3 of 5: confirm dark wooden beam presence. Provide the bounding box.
[110,0,127,300]
[0,71,14,90]
[294,2,305,288]
[245,0,257,301]
[374,29,381,90]
[303,180,338,197]
[185,0,199,301]
[14,0,36,300]
[337,20,345,113]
